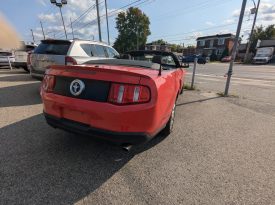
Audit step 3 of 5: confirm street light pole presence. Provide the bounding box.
[96,0,102,42]
[244,0,260,63]
[224,0,247,96]
[58,4,67,39]
[104,0,110,45]
[50,0,68,40]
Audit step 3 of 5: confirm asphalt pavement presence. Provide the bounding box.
[0,66,275,205]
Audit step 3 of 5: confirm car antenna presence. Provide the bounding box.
[158,52,163,76]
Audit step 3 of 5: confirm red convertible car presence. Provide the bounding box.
[41,51,186,146]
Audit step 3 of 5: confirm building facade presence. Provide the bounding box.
[196,33,235,58]
[145,43,172,52]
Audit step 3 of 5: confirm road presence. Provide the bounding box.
[0,66,275,205]
[185,63,275,116]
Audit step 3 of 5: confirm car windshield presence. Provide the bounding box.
[125,51,179,69]
[34,41,71,55]
[256,54,268,57]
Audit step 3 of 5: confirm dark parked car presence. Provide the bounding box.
[182,55,206,64]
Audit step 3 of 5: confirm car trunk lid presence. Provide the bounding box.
[47,64,158,102]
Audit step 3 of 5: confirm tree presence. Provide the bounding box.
[150,39,167,45]
[250,24,275,52]
[113,7,151,53]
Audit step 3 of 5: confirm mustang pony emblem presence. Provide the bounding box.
[70,79,85,96]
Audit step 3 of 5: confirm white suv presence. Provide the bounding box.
[29,39,119,79]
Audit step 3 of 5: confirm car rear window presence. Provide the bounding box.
[34,41,71,55]
[105,46,119,58]
[94,45,107,57]
[80,44,98,57]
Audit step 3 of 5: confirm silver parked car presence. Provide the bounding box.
[0,51,15,67]
[29,39,119,79]
[13,43,37,72]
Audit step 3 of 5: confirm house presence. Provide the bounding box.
[182,47,196,56]
[145,43,171,52]
[236,43,248,60]
[196,33,236,58]
[258,40,275,48]
[237,40,275,61]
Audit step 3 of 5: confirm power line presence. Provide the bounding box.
[59,0,150,38]
[46,1,104,37]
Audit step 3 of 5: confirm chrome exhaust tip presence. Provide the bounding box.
[122,144,133,152]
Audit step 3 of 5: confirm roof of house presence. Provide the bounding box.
[197,33,235,41]
[145,43,171,47]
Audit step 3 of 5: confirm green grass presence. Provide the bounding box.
[184,84,196,90]
[217,92,239,98]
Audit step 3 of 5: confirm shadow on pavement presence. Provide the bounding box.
[0,74,36,82]
[176,96,221,107]
[0,69,26,75]
[0,82,41,108]
[0,114,134,205]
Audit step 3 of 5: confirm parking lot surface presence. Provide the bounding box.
[1,67,275,205]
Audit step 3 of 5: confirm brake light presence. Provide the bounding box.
[65,56,77,65]
[27,52,31,65]
[108,83,150,105]
[42,75,56,92]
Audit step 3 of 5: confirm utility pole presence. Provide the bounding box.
[244,0,260,62]
[104,0,110,45]
[40,21,45,40]
[136,27,139,50]
[30,29,35,43]
[96,0,102,42]
[70,17,75,39]
[191,58,198,89]
[224,0,247,96]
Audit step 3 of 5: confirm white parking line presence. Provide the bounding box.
[187,73,275,88]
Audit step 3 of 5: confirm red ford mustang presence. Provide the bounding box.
[41,51,186,146]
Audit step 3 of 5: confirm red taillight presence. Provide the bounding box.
[42,75,56,92]
[108,83,150,105]
[65,56,77,66]
[27,52,31,65]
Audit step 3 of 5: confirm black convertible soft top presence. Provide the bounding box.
[85,59,160,70]
[125,50,181,68]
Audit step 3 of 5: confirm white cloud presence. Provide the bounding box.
[34,0,111,41]
[206,21,215,26]
[37,0,47,7]
[223,19,235,24]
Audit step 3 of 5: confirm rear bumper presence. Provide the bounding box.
[30,66,44,79]
[0,62,9,66]
[41,91,164,144]
[45,113,152,145]
[13,62,27,68]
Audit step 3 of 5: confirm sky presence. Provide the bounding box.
[0,0,275,46]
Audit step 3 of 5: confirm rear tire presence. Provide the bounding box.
[23,66,30,73]
[162,103,176,136]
